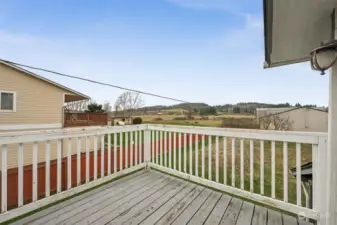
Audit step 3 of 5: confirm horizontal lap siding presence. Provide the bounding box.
[0,63,65,125]
[0,63,79,168]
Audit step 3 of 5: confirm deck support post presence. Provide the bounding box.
[325,9,337,225]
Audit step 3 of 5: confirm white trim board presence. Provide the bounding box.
[0,123,62,131]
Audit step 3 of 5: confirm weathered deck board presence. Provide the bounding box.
[89,178,175,225]
[107,179,185,225]
[268,209,283,225]
[43,172,164,225]
[171,188,212,225]
[12,170,150,225]
[219,198,243,225]
[187,191,221,225]
[126,182,195,225]
[154,185,204,225]
[13,170,314,225]
[251,205,267,225]
[204,194,232,225]
[67,175,170,224]
[283,214,299,225]
[236,201,255,225]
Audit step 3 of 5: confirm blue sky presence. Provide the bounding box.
[0,0,329,106]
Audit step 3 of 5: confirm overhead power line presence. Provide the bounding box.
[0,58,190,104]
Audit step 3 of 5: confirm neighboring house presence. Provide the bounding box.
[257,107,328,132]
[256,108,296,124]
[0,61,102,169]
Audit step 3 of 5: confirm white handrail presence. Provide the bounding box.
[0,124,328,224]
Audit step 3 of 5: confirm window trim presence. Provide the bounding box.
[0,90,16,112]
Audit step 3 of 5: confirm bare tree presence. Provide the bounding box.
[103,101,112,112]
[260,112,293,131]
[114,91,144,116]
[271,114,293,131]
[260,116,272,129]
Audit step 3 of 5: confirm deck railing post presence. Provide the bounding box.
[144,126,151,169]
[313,135,328,225]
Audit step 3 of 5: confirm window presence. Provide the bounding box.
[0,91,16,112]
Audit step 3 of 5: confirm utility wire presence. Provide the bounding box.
[0,58,190,104]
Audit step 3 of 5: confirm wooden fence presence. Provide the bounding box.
[64,112,108,127]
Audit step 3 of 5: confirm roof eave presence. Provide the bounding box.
[0,61,90,100]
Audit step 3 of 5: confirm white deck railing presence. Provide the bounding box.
[0,124,329,224]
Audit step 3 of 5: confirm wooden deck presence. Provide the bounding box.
[13,170,312,225]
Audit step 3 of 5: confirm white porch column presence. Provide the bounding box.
[326,12,337,224]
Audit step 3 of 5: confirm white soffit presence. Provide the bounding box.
[264,0,337,68]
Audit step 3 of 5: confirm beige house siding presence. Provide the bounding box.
[0,63,71,126]
[260,108,328,132]
[0,63,95,169]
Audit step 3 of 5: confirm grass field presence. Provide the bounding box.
[153,137,311,206]
[140,113,255,128]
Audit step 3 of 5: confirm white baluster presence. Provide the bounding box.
[169,132,172,168]
[114,133,117,173]
[93,135,98,179]
[119,133,123,171]
[85,137,90,183]
[260,140,264,195]
[208,136,212,180]
[125,132,128,169]
[184,133,187,173]
[179,133,182,171]
[173,132,177,170]
[160,131,163,166]
[1,145,7,212]
[271,141,276,198]
[108,134,111,175]
[164,131,167,167]
[46,141,51,196]
[32,142,38,202]
[283,142,288,202]
[223,137,227,185]
[18,143,23,207]
[77,137,81,186]
[57,139,62,192]
[231,138,235,187]
[101,135,105,177]
[240,139,244,189]
[202,135,205,178]
[195,134,199,177]
[250,140,254,193]
[67,138,72,189]
[131,131,134,167]
[296,143,302,206]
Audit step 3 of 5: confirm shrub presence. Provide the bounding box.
[133,117,143,124]
[220,118,259,129]
[173,117,187,120]
[153,117,163,121]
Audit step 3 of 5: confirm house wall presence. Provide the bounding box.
[256,108,294,124]
[260,108,328,132]
[0,63,100,169]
